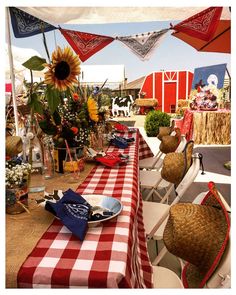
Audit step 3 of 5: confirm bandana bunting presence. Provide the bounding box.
[172,7,223,41]
[9,7,56,38]
[60,28,114,62]
[117,29,169,61]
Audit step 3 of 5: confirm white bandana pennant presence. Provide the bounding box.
[117,29,169,61]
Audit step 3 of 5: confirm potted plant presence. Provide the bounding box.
[144,110,171,137]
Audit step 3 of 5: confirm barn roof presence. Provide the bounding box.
[125,76,145,90]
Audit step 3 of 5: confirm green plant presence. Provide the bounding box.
[144,110,171,137]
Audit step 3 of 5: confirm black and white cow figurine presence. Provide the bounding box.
[111,95,134,117]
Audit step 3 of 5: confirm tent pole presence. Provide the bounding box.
[6,7,19,135]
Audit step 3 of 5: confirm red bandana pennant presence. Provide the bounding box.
[60,28,114,62]
[172,7,223,41]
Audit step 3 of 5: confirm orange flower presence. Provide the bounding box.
[73,93,79,101]
[71,127,79,135]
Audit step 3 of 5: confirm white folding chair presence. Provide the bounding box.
[151,265,183,288]
[139,134,186,171]
[150,190,231,288]
[142,153,201,243]
[140,140,196,203]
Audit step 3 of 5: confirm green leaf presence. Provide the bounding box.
[22,56,46,71]
[27,93,44,114]
[38,120,57,135]
[45,86,61,113]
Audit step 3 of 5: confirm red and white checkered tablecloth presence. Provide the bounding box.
[17,129,154,288]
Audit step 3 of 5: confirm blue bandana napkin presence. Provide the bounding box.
[45,189,91,241]
[110,135,134,149]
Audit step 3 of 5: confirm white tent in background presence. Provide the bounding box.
[80,65,125,89]
[5,45,44,84]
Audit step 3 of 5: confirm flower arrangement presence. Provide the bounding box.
[189,80,219,111]
[6,157,31,213]
[22,46,108,148]
[38,89,101,147]
[5,158,31,189]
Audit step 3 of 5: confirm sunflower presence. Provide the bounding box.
[87,97,99,122]
[44,46,81,92]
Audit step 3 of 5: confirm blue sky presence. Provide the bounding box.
[10,12,231,83]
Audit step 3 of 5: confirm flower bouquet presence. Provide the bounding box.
[22,46,109,149]
[6,157,31,214]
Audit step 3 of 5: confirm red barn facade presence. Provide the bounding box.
[140,70,193,113]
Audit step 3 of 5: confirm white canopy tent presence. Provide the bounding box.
[18,7,230,25]
[6,6,231,134]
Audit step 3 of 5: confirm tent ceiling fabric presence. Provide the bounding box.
[17,7,230,25]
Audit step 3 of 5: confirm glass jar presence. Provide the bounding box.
[6,183,28,214]
[43,136,55,179]
[24,115,45,193]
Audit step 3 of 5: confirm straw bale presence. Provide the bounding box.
[193,111,230,144]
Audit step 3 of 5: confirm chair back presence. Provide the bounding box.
[173,153,201,204]
[175,135,187,152]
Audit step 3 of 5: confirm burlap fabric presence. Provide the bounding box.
[6,163,95,288]
[161,140,194,184]
[163,182,230,288]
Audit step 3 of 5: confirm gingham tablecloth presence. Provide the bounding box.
[17,129,154,288]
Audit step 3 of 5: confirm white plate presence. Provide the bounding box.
[83,194,123,226]
[42,191,123,227]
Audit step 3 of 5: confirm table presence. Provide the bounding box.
[14,130,154,288]
[6,163,95,288]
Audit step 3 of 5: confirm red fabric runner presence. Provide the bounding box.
[174,109,194,141]
[172,7,223,41]
[60,28,114,62]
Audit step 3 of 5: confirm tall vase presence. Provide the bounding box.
[24,115,45,193]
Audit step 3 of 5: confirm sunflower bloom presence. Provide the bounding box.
[87,97,99,122]
[44,46,81,91]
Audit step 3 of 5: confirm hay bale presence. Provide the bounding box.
[193,111,230,144]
